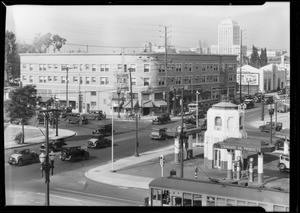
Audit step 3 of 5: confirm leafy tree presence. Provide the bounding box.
[4,85,38,143]
[250,45,260,68]
[32,33,53,53]
[52,34,66,52]
[260,47,268,67]
[5,31,20,84]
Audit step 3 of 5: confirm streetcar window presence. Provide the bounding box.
[151,189,157,200]
[247,201,257,206]
[216,197,226,206]
[173,197,182,206]
[193,194,202,206]
[274,205,286,212]
[207,196,215,206]
[183,193,192,206]
[237,200,246,206]
[227,199,236,206]
[162,190,170,205]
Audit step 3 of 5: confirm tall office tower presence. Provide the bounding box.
[218,18,241,55]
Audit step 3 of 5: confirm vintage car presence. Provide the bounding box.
[82,110,105,120]
[277,104,290,113]
[150,128,168,140]
[263,95,274,105]
[152,113,171,125]
[277,88,286,95]
[87,135,111,149]
[92,124,113,136]
[242,99,255,109]
[259,122,282,133]
[40,138,67,152]
[65,113,88,124]
[8,148,39,166]
[60,145,90,162]
[278,154,289,173]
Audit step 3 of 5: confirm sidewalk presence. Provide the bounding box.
[4,124,76,150]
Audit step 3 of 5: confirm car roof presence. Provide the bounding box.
[62,145,81,148]
[244,99,254,101]
[89,138,99,142]
[152,128,167,131]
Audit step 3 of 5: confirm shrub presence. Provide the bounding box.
[15,132,23,144]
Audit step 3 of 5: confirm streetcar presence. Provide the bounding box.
[147,177,289,212]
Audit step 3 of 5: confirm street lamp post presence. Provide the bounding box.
[173,88,177,116]
[39,109,60,206]
[261,91,265,121]
[268,104,275,145]
[66,67,69,108]
[196,90,200,144]
[117,89,121,118]
[177,125,187,178]
[134,106,139,157]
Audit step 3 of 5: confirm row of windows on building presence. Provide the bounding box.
[22,74,236,86]
[21,62,236,73]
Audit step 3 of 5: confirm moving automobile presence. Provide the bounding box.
[82,110,106,120]
[65,113,88,124]
[152,113,171,125]
[8,149,39,166]
[242,99,255,109]
[60,145,90,162]
[92,123,113,136]
[264,95,274,104]
[40,138,67,152]
[87,134,111,149]
[278,154,289,173]
[259,122,282,132]
[150,128,168,140]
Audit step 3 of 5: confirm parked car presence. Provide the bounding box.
[92,124,113,136]
[277,154,289,173]
[65,113,88,124]
[40,138,67,152]
[242,99,255,109]
[264,95,274,104]
[83,110,105,120]
[87,135,111,149]
[259,122,282,132]
[277,104,290,113]
[275,139,285,150]
[152,113,171,125]
[8,148,39,166]
[277,88,286,95]
[150,128,168,140]
[60,145,90,162]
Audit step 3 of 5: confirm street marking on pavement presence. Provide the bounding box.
[37,192,82,202]
[54,188,144,205]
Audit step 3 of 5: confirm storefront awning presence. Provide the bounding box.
[215,138,275,153]
[142,100,154,108]
[154,100,167,107]
[123,100,139,109]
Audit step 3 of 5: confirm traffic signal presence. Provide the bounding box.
[159,155,165,166]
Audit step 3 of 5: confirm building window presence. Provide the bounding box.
[175,76,182,85]
[91,91,96,96]
[201,63,207,71]
[80,64,83,71]
[61,64,67,71]
[188,63,192,71]
[29,76,33,83]
[84,64,89,70]
[195,63,199,70]
[54,76,58,82]
[39,64,43,71]
[131,77,136,86]
[48,76,52,82]
[22,75,27,81]
[100,77,109,85]
[184,63,188,70]
[39,76,43,83]
[91,101,97,109]
[92,64,96,71]
[54,64,58,70]
[132,93,138,99]
[100,64,109,72]
[159,64,165,72]
[30,64,33,71]
[215,116,222,130]
[43,64,47,71]
[201,75,206,83]
[228,74,233,82]
[213,75,219,82]
[118,64,123,70]
[144,64,150,72]
[213,64,219,71]
[73,76,78,83]
[61,76,66,84]
[144,78,150,86]
[92,77,96,83]
[195,75,199,82]
[175,64,182,72]
[158,77,165,86]
[73,64,78,70]
[129,64,136,72]
[48,64,52,70]
[85,77,90,84]
[22,63,27,69]
[80,77,83,84]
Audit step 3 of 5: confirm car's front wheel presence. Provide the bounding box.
[85,152,90,160]
[279,164,286,173]
[17,159,23,166]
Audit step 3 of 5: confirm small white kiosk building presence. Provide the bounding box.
[204,99,247,169]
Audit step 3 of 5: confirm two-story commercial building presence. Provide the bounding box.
[19,52,238,115]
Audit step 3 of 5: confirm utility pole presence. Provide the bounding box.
[239,30,243,103]
[78,74,82,113]
[129,68,134,116]
[160,25,172,114]
[180,88,184,178]
[66,67,69,108]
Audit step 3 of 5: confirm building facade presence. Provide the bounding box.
[20,52,238,115]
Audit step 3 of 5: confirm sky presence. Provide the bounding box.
[5,3,290,53]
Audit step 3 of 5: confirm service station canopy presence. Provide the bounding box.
[215,138,275,153]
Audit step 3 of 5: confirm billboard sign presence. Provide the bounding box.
[236,73,259,85]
